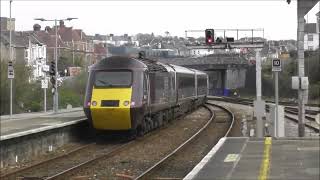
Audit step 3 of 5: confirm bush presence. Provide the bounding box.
[0,58,88,115]
[58,71,88,108]
[241,51,319,103]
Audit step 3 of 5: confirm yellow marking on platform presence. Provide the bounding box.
[224,154,240,162]
[258,137,272,180]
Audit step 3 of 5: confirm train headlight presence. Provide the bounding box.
[123,100,130,106]
[92,101,97,106]
[87,101,91,106]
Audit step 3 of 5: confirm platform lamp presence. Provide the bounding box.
[34,17,78,113]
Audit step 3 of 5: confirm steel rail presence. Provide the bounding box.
[45,141,135,179]
[207,97,317,120]
[285,115,319,133]
[134,103,235,180]
[207,97,319,133]
[1,143,95,179]
[208,96,320,110]
[45,122,172,179]
[206,102,235,137]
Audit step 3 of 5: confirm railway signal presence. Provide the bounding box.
[50,76,56,86]
[205,29,214,45]
[49,61,55,76]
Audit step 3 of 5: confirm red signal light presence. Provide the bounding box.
[205,29,214,45]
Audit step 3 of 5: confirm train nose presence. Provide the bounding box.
[90,88,132,130]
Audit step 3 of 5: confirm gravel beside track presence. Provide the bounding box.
[1,142,120,179]
[143,104,235,179]
[61,107,211,179]
[208,99,319,136]
[0,142,90,176]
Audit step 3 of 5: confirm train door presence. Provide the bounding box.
[143,72,149,107]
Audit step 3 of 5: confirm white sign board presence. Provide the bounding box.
[8,66,14,79]
[42,65,49,72]
[272,58,281,72]
[291,76,309,90]
[41,79,48,89]
[301,77,309,90]
[292,76,299,89]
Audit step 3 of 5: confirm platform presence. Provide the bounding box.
[0,107,86,141]
[184,137,320,180]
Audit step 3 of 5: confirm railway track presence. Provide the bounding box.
[208,96,320,115]
[0,141,133,180]
[207,96,319,133]
[0,142,93,179]
[134,102,235,180]
[210,96,320,108]
[2,105,216,179]
[56,106,217,179]
[41,104,232,179]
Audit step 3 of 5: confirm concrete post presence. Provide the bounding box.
[255,49,262,101]
[275,71,279,136]
[54,19,58,113]
[297,0,306,137]
[9,0,13,116]
[254,48,265,138]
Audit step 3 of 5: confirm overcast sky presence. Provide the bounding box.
[1,1,319,40]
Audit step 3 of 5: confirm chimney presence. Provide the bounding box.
[59,20,65,28]
[33,24,41,31]
[45,26,52,33]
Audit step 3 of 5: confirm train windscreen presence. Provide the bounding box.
[94,71,132,87]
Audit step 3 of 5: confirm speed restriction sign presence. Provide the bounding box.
[272,58,281,72]
[41,79,48,89]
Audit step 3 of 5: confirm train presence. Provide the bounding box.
[83,55,208,137]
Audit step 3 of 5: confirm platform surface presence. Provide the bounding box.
[184,137,320,180]
[0,108,86,140]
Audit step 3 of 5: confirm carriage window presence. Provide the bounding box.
[94,71,132,87]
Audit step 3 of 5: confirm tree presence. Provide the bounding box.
[58,50,85,76]
[58,71,88,108]
[0,58,45,114]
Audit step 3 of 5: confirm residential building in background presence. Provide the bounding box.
[304,11,320,51]
[0,29,47,80]
[57,20,94,66]
[0,17,15,31]
[26,38,47,80]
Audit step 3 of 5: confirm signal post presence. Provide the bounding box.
[187,28,265,137]
[49,61,57,112]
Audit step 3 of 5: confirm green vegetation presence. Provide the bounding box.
[239,50,319,103]
[59,72,88,108]
[0,55,88,115]
[58,51,85,73]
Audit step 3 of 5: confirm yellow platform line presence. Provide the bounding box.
[258,137,272,180]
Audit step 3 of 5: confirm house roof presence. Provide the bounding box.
[56,26,87,42]
[305,23,317,34]
[0,31,45,48]
[94,43,107,55]
[33,30,65,48]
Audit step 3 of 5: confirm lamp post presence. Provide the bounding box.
[9,0,13,117]
[34,17,77,113]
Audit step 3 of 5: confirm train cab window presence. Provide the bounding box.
[94,71,132,87]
